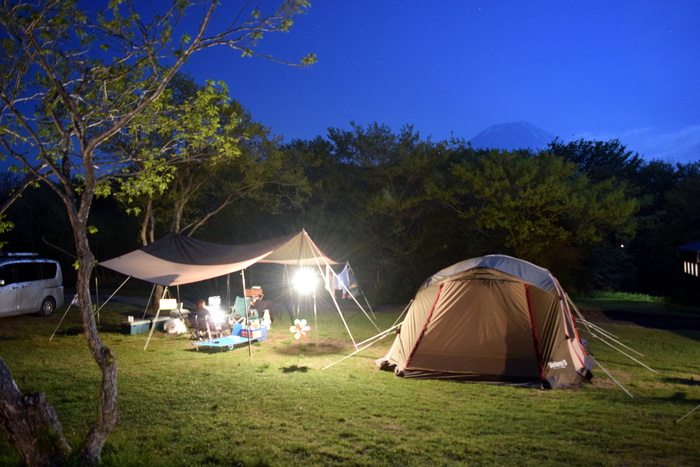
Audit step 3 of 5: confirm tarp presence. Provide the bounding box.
[677,240,700,252]
[99,230,338,286]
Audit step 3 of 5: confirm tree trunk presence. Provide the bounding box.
[0,357,71,466]
[73,230,119,466]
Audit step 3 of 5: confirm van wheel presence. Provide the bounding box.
[38,297,56,317]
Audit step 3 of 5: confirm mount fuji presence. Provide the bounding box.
[469,121,556,151]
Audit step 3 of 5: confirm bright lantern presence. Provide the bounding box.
[293,268,317,294]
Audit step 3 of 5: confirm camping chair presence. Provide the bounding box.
[187,313,206,340]
[233,296,252,323]
[187,311,220,340]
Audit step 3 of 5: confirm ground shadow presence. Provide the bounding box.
[280,365,309,373]
[53,326,85,336]
[273,339,349,356]
[602,309,700,331]
[662,377,700,387]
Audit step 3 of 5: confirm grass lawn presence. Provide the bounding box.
[0,297,698,466]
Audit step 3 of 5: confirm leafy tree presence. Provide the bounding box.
[0,0,313,464]
[105,73,310,246]
[548,138,644,183]
[443,150,639,282]
[316,123,453,299]
[632,161,700,296]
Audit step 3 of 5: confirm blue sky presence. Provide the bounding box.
[183,1,700,163]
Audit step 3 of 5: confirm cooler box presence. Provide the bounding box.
[240,328,262,339]
[121,316,170,335]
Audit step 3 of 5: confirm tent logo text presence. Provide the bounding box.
[547,360,568,370]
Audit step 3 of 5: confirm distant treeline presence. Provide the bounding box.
[2,123,699,304]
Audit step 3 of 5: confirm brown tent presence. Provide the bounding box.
[377,255,594,389]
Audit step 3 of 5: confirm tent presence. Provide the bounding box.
[376,254,595,389]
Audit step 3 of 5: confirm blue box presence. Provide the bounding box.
[121,316,170,335]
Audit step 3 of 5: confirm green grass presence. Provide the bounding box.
[575,291,665,303]
[0,299,699,466]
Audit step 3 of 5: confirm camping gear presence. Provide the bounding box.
[99,230,376,350]
[191,323,267,351]
[376,254,595,389]
[121,316,170,335]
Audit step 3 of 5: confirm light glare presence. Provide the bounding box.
[293,268,317,294]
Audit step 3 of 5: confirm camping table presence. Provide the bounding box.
[191,334,258,351]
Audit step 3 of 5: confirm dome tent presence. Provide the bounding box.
[377,255,594,388]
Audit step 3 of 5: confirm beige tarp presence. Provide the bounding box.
[99,230,338,286]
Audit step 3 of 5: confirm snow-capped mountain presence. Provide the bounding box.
[469,121,556,151]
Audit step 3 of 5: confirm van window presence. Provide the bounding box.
[17,262,42,282]
[0,264,17,285]
[40,263,57,280]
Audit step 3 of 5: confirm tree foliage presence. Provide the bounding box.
[442,150,639,275]
[548,138,644,183]
[103,73,311,244]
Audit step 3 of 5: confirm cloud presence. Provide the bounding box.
[571,125,700,163]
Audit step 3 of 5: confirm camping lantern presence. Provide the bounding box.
[207,296,226,324]
[293,268,317,295]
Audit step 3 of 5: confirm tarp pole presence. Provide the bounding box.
[313,290,319,349]
[241,269,252,360]
[176,285,181,314]
[94,276,99,325]
[340,262,376,319]
[308,250,358,346]
[325,262,379,329]
[226,274,231,311]
[144,286,169,351]
[142,283,157,319]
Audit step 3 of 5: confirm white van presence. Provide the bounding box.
[0,253,64,317]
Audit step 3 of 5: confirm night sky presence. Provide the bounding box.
[182,1,700,162]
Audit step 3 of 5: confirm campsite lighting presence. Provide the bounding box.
[293,268,317,295]
[207,296,226,324]
[209,307,226,324]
